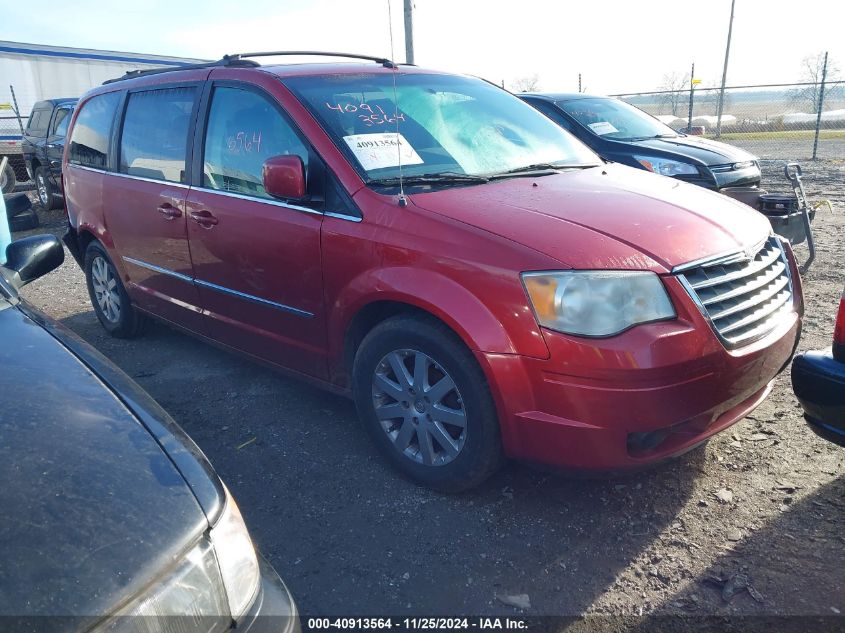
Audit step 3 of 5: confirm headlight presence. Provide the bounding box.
[522,270,676,337]
[99,489,261,633]
[102,538,231,633]
[633,155,698,176]
[210,488,261,619]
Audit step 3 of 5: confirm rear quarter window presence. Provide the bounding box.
[26,109,51,135]
[68,92,121,170]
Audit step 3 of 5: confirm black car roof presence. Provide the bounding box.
[32,98,77,109]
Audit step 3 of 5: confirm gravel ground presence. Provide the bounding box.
[10,160,845,624]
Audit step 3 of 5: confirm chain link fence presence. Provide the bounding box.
[0,84,30,138]
[612,81,845,162]
[1,85,36,187]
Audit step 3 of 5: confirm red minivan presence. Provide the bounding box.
[62,54,803,491]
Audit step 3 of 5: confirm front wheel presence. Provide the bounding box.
[84,242,146,338]
[352,315,503,492]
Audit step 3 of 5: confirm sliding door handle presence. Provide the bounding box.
[189,209,219,228]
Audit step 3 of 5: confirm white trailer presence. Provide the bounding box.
[1,41,204,189]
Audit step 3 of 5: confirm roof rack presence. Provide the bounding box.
[102,58,258,84]
[102,50,400,85]
[223,51,399,68]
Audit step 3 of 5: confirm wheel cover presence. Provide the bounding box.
[37,174,48,206]
[91,256,122,323]
[371,349,467,467]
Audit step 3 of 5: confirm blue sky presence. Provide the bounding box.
[1,0,843,94]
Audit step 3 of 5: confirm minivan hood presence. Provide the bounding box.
[622,134,757,166]
[0,303,208,620]
[409,163,771,271]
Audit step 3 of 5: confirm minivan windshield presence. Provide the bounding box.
[558,97,679,141]
[285,72,600,182]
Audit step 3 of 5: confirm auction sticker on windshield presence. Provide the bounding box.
[343,133,423,171]
[588,121,618,135]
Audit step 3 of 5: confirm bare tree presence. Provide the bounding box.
[656,71,690,116]
[697,78,732,114]
[791,52,842,113]
[510,74,541,93]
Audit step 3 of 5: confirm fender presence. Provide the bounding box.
[64,159,125,277]
[328,265,551,382]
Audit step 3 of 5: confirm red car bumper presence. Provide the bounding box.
[479,292,802,471]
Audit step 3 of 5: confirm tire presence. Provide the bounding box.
[83,241,146,338]
[9,208,39,232]
[352,315,503,492]
[35,167,59,210]
[1,161,16,194]
[4,192,32,217]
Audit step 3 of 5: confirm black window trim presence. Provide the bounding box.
[114,80,204,185]
[192,78,361,221]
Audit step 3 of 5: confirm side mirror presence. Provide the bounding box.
[263,155,306,200]
[3,235,64,289]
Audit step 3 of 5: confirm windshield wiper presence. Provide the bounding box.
[626,134,678,141]
[489,163,596,179]
[368,172,490,186]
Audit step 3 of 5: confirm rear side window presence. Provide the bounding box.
[68,92,120,169]
[51,108,73,136]
[26,109,50,135]
[120,87,196,183]
[202,87,308,199]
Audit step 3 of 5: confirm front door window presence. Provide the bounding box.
[202,87,309,199]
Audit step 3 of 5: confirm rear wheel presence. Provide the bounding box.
[352,315,503,492]
[35,167,59,210]
[84,242,146,338]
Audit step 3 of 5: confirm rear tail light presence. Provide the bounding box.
[834,288,845,362]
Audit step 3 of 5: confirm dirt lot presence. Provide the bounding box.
[11,160,845,624]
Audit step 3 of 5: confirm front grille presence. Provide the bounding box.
[676,237,794,348]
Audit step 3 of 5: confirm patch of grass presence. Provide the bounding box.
[709,129,845,141]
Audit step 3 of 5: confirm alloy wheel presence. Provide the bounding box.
[371,349,467,466]
[91,256,121,323]
[37,174,48,207]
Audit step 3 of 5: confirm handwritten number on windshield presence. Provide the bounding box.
[325,102,405,127]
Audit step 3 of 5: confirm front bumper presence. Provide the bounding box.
[791,349,845,447]
[673,164,761,191]
[480,281,802,471]
[239,556,300,633]
[711,163,762,190]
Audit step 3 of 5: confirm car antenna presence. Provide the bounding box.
[387,0,407,207]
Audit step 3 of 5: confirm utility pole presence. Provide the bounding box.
[578,73,582,93]
[687,62,695,133]
[403,0,415,64]
[812,51,828,160]
[715,0,736,137]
